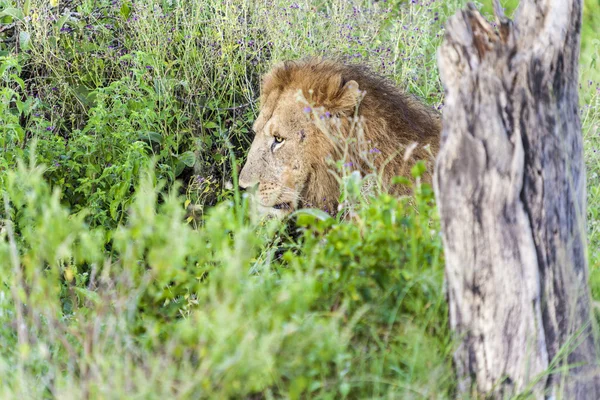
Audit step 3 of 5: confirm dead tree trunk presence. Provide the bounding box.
[434,0,599,398]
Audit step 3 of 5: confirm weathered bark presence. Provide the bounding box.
[434,0,599,398]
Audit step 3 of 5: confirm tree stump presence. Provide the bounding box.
[434,0,599,398]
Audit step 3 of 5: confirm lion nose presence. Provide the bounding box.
[239,179,258,191]
[238,167,259,190]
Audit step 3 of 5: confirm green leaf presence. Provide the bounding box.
[288,376,307,400]
[0,8,24,21]
[9,74,25,90]
[139,131,163,144]
[73,287,102,305]
[174,160,185,177]
[339,382,351,397]
[411,160,427,178]
[120,2,132,20]
[178,151,196,167]
[109,201,117,220]
[19,31,31,51]
[202,135,213,147]
[73,84,95,107]
[293,208,334,226]
[5,123,24,142]
[203,121,219,129]
[56,14,69,31]
[23,0,31,16]
[391,176,412,187]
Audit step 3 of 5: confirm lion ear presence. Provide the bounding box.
[331,80,361,113]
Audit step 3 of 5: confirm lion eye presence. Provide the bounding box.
[271,135,284,152]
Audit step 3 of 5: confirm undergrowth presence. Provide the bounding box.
[0,0,598,398]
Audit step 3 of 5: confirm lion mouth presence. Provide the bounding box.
[272,202,292,210]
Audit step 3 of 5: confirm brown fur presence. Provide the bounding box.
[239,58,441,218]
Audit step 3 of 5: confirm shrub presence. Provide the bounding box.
[0,159,452,398]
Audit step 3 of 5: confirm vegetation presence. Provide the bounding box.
[0,0,597,398]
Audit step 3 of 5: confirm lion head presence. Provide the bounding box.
[239,58,441,219]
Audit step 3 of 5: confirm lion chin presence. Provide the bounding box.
[251,200,295,220]
[239,57,441,220]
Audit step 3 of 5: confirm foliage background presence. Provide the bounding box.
[0,0,598,398]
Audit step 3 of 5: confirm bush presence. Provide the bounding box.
[0,159,452,398]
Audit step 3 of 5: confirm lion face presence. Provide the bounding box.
[239,90,318,219]
[238,58,440,220]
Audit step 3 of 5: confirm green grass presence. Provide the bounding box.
[0,0,598,398]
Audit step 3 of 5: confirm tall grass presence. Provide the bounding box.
[0,0,598,398]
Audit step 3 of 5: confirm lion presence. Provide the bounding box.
[239,58,441,219]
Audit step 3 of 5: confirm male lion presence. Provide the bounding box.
[239,58,441,219]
